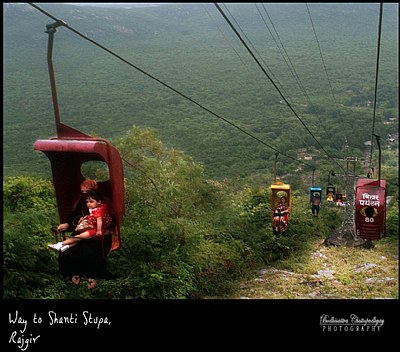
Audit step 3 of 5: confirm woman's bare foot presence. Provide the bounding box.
[87,278,97,289]
[71,275,81,285]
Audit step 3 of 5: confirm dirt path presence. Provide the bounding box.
[233,237,398,299]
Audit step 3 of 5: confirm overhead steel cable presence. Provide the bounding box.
[221,3,290,98]
[256,3,309,104]
[253,3,324,150]
[256,3,331,144]
[200,3,267,96]
[305,3,348,150]
[214,3,346,174]
[368,3,384,176]
[28,2,314,168]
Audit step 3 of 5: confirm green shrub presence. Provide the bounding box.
[3,176,55,212]
[386,199,399,237]
[190,238,256,297]
[3,209,60,298]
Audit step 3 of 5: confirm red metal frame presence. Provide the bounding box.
[34,126,125,252]
[355,178,386,240]
[34,22,125,252]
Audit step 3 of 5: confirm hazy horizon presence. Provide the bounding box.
[63,3,171,8]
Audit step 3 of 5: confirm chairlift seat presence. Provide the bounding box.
[355,178,386,240]
[310,186,322,207]
[270,181,291,211]
[34,131,125,252]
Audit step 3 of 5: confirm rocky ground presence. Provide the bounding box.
[232,236,398,299]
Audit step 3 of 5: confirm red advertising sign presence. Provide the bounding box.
[355,179,386,240]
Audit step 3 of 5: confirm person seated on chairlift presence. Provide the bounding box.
[273,196,290,227]
[48,191,112,253]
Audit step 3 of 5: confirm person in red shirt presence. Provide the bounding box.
[49,191,112,252]
[49,179,115,289]
[272,196,290,233]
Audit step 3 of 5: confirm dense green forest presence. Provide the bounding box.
[3,3,399,300]
[3,3,399,186]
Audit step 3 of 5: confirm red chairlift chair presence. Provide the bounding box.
[34,21,125,252]
[34,124,125,252]
[355,135,386,241]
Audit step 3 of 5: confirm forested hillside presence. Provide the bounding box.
[3,3,398,189]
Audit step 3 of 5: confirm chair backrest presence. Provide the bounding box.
[270,181,291,212]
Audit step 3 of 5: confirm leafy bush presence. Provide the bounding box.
[386,198,399,237]
[104,126,260,298]
[3,176,56,212]
[188,238,255,297]
[3,209,60,298]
